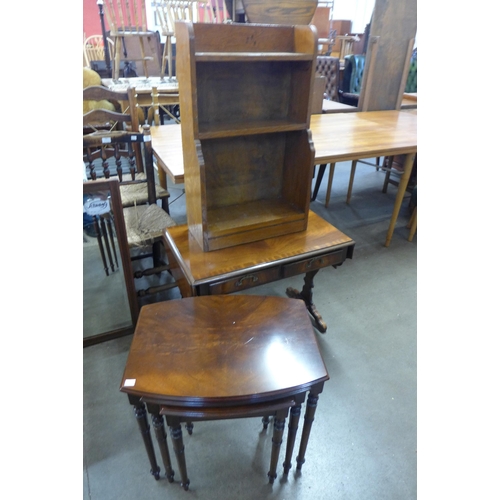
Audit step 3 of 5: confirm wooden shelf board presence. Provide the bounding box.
[195,52,314,62]
[198,120,308,139]
[207,199,305,238]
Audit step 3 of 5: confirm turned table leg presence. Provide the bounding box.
[262,415,270,429]
[151,413,175,482]
[296,392,320,471]
[286,269,327,333]
[268,408,288,484]
[169,423,190,490]
[283,404,302,474]
[132,402,161,480]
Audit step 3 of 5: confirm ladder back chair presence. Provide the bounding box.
[84,126,177,299]
[83,85,171,212]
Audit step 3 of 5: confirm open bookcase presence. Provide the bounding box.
[176,22,318,251]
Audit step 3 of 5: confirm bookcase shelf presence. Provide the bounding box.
[176,22,318,251]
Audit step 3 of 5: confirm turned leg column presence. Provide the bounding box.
[150,412,175,482]
[283,404,302,474]
[130,400,161,480]
[296,386,324,471]
[169,422,190,491]
[268,408,289,483]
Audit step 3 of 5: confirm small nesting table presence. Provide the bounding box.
[120,295,330,490]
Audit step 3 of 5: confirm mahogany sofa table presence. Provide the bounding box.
[162,211,355,333]
[120,295,330,490]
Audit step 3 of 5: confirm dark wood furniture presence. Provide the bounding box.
[162,210,354,333]
[120,295,330,489]
[83,178,138,347]
[83,84,172,211]
[175,21,318,251]
[83,126,177,302]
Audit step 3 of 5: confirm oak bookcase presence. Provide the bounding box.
[176,21,318,251]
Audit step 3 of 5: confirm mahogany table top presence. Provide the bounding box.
[120,295,329,406]
[163,211,354,286]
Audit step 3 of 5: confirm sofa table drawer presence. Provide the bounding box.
[282,249,347,278]
[206,267,281,295]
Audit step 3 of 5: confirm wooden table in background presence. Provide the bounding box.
[151,110,417,246]
[102,77,180,124]
[162,211,355,333]
[309,111,417,246]
[401,92,417,109]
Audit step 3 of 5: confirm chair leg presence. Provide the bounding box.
[346,160,357,204]
[160,38,168,79]
[167,37,173,79]
[382,156,394,193]
[325,162,336,208]
[311,163,327,201]
[161,197,170,214]
[152,241,163,269]
[113,37,122,81]
[138,36,149,79]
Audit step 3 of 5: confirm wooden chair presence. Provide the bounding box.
[84,126,177,299]
[155,1,231,81]
[83,85,171,212]
[83,177,140,327]
[103,0,161,80]
[198,0,232,23]
[154,0,199,81]
[83,34,115,68]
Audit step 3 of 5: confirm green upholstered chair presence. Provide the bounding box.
[338,54,365,106]
[404,49,417,93]
[339,49,417,105]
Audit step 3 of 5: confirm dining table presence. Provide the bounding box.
[150,109,417,247]
[102,77,180,124]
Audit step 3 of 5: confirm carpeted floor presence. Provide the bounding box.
[83,156,417,500]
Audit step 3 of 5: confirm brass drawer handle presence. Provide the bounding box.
[235,274,259,287]
[306,256,324,268]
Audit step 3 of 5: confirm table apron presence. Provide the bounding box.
[197,247,350,295]
[315,147,417,165]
